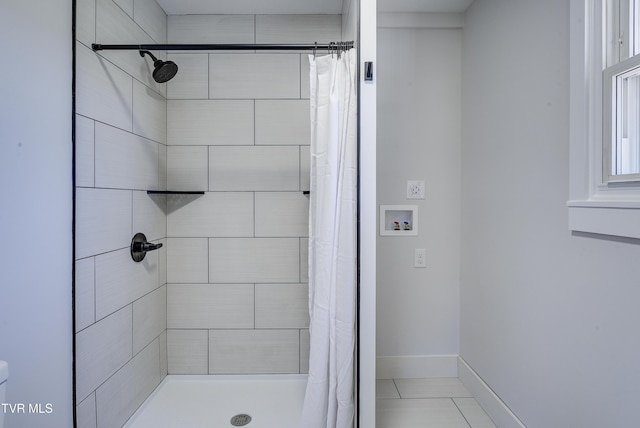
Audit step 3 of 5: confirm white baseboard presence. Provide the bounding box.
[376,355,458,379]
[457,357,527,428]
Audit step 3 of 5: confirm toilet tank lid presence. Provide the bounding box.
[0,361,7,383]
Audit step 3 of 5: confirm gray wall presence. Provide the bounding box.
[461,0,640,426]
[0,0,73,427]
[377,23,462,372]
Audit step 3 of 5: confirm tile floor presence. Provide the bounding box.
[376,378,497,428]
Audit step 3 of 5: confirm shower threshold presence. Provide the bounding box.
[124,374,308,428]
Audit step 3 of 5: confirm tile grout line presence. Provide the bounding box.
[451,397,473,428]
[392,378,402,399]
[378,378,498,428]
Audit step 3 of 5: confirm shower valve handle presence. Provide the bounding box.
[130,233,162,262]
[135,241,163,252]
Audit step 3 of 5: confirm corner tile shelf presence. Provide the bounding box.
[147,190,205,195]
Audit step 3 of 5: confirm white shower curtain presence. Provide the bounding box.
[300,49,357,428]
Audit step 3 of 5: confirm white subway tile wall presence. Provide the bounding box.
[300,329,311,373]
[132,286,167,354]
[256,14,342,44]
[95,339,162,428]
[158,144,168,189]
[300,237,309,283]
[166,237,209,283]
[133,0,168,44]
[301,55,312,99]
[75,115,95,188]
[164,13,339,375]
[209,54,301,99]
[167,14,255,44]
[166,145,209,190]
[157,238,167,287]
[167,192,254,237]
[76,6,340,424]
[133,80,167,144]
[300,145,311,191]
[75,188,133,259]
[94,247,159,321]
[255,284,310,328]
[96,0,167,95]
[158,331,168,378]
[76,41,134,132]
[166,54,209,100]
[112,0,133,18]
[167,100,254,145]
[255,100,310,146]
[76,0,96,47]
[167,329,209,374]
[254,192,309,237]
[74,257,95,333]
[132,190,166,241]
[76,306,133,402]
[208,238,300,283]
[75,394,96,428]
[94,123,159,190]
[209,146,300,191]
[75,1,168,426]
[167,284,255,329]
[208,329,300,374]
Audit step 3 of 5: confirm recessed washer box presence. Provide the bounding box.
[379,205,418,236]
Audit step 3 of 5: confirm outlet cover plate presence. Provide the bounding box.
[414,248,427,268]
[407,180,425,199]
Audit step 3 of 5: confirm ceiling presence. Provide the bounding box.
[156,0,473,15]
[156,0,344,15]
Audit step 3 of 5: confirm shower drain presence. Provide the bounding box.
[230,414,252,426]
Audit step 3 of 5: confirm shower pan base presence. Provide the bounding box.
[123,374,307,428]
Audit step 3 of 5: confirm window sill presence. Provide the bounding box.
[568,1,640,241]
[568,201,640,239]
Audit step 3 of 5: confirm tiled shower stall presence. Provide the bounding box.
[74,0,341,425]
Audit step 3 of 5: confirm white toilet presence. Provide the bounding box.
[0,361,7,428]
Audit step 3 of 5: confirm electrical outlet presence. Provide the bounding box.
[414,248,426,268]
[407,180,425,199]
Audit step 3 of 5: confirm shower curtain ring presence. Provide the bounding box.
[313,42,317,59]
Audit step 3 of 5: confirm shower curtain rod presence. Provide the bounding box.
[91,42,354,52]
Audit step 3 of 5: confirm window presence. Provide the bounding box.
[568,0,640,239]
[603,0,640,182]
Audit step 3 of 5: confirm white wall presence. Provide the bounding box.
[376,22,461,376]
[0,1,73,427]
[461,0,640,426]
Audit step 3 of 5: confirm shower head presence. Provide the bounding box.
[139,50,178,83]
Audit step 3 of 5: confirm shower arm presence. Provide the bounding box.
[91,42,354,52]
